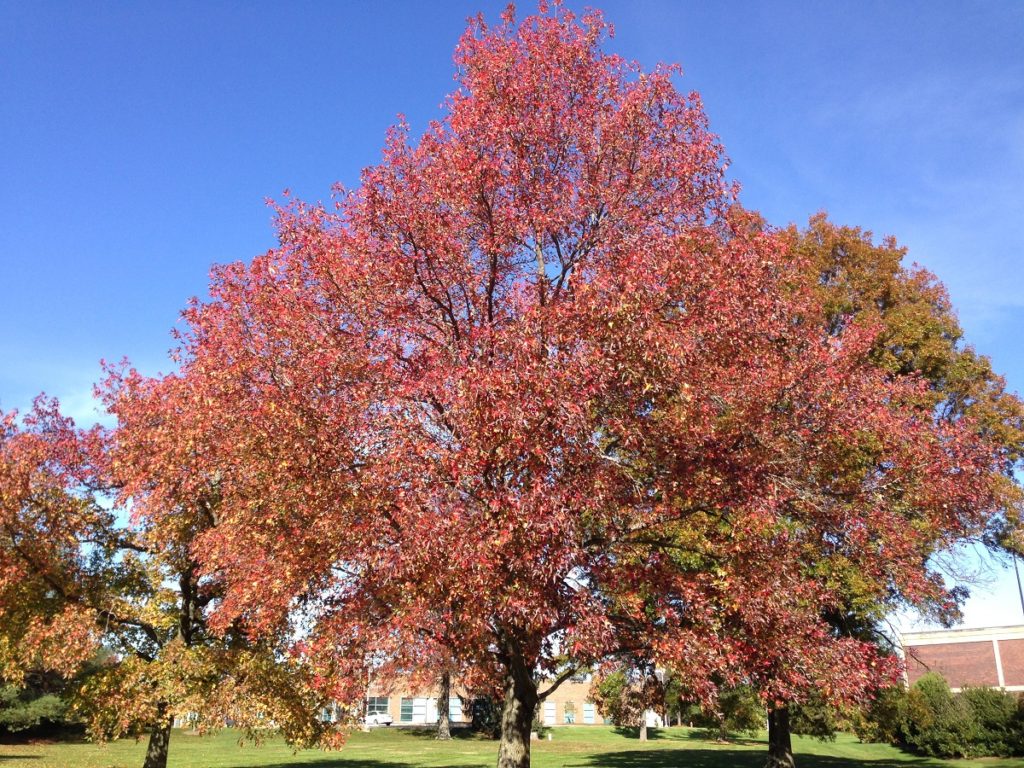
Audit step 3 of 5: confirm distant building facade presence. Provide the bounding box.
[901,624,1024,692]
[357,678,612,727]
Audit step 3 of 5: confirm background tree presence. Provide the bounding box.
[0,648,114,738]
[789,213,1024,481]
[436,671,452,740]
[0,390,339,768]
[706,685,765,742]
[662,671,686,727]
[589,666,663,741]
[657,210,1024,767]
[738,214,1024,767]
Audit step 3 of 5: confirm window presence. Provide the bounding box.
[400,698,413,723]
[583,701,595,724]
[366,696,389,715]
[564,700,576,724]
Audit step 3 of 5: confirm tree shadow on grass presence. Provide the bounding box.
[681,730,764,747]
[254,762,494,768]
[243,761,423,768]
[566,748,951,768]
[397,727,489,741]
[610,727,673,741]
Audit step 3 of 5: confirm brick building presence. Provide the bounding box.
[361,678,614,727]
[901,624,1024,692]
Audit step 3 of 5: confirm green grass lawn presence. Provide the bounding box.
[3,726,1023,768]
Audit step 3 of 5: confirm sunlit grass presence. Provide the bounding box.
[2,725,1023,768]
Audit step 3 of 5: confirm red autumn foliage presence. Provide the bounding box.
[4,7,1014,768]
[100,7,1009,768]
[0,390,345,768]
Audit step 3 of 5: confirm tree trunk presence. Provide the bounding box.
[496,655,538,768]
[437,671,452,740]
[766,706,795,768]
[142,705,173,768]
[639,721,648,741]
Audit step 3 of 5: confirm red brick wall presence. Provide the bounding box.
[905,640,998,688]
[999,638,1024,687]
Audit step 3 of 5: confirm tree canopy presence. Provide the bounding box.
[1,6,1020,768]
[0,393,338,768]
[105,6,1012,768]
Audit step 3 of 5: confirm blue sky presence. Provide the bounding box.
[2,1,1022,628]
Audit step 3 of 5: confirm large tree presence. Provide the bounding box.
[704,213,1024,767]
[790,213,1024,477]
[0,390,339,768]
[126,7,1011,768]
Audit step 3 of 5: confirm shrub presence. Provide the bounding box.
[902,673,979,758]
[1011,695,1024,755]
[960,686,1017,757]
[856,674,1024,758]
[853,685,908,745]
[530,708,551,739]
[0,684,68,734]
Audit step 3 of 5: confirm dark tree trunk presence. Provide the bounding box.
[496,655,538,768]
[766,706,795,768]
[142,705,173,768]
[437,671,452,740]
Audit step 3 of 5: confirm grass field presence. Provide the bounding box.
[3,726,1024,768]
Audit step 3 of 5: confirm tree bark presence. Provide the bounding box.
[496,655,538,768]
[142,705,173,768]
[639,721,648,741]
[766,706,795,768]
[437,671,452,740]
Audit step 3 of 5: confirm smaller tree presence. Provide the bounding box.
[676,683,764,741]
[662,672,686,727]
[716,686,765,741]
[852,685,909,745]
[0,390,341,768]
[788,694,847,742]
[590,667,663,741]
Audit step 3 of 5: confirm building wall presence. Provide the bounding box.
[365,684,472,726]
[904,640,999,687]
[902,625,1024,692]
[537,680,606,725]
[364,678,611,726]
[999,639,1024,687]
